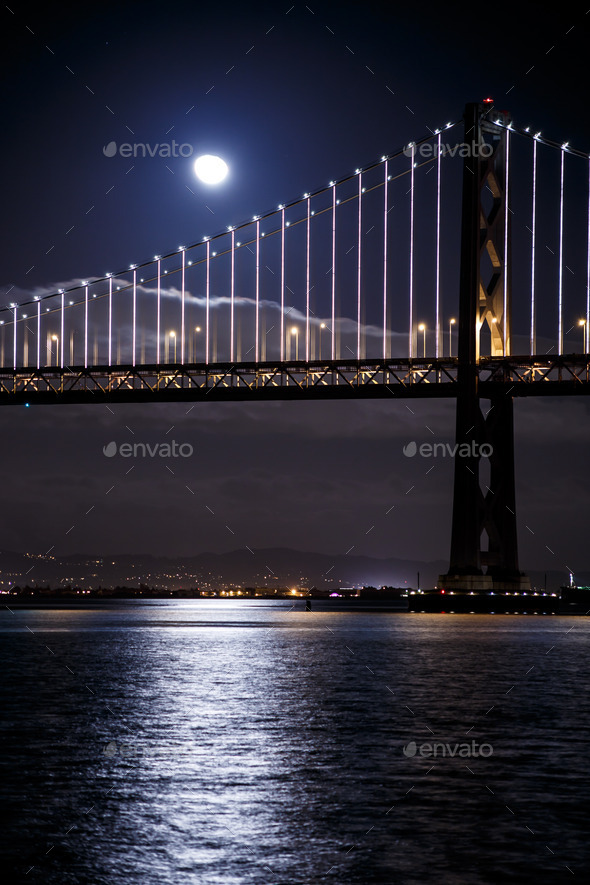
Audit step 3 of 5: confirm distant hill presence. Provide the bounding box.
[0,548,578,593]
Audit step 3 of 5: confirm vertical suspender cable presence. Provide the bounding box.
[558,148,565,355]
[84,284,88,368]
[306,199,310,362]
[280,212,285,363]
[132,269,137,367]
[255,219,260,362]
[205,240,210,364]
[181,250,186,364]
[156,260,161,365]
[331,185,336,361]
[357,173,362,361]
[36,299,40,370]
[109,276,113,367]
[231,230,235,363]
[409,146,415,358]
[435,134,442,359]
[60,292,64,369]
[383,161,388,361]
[530,138,537,356]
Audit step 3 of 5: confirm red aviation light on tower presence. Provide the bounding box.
[483,97,494,103]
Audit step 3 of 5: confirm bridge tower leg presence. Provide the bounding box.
[438,102,530,594]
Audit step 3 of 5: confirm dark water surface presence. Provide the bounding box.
[1,601,589,884]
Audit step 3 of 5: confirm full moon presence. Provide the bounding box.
[193,154,229,185]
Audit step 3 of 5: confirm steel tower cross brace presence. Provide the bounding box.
[439,102,530,593]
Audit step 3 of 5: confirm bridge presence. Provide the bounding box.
[2,101,589,592]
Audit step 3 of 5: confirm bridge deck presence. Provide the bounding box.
[0,356,589,405]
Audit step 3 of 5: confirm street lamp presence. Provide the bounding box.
[319,322,326,360]
[51,334,59,367]
[449,318,456,356]
[168,330,176,363]
[579,319,587,353]
[418,323,426,358]
[194,326,201,362]
[291,326,299,360]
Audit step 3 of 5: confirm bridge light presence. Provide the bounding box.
[562,142,569,150]
[446,122,452,128]
[534,131,541,139]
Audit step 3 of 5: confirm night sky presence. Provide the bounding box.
[1,0,589,578]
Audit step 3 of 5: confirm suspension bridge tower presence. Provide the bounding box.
[438,102,531,594]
